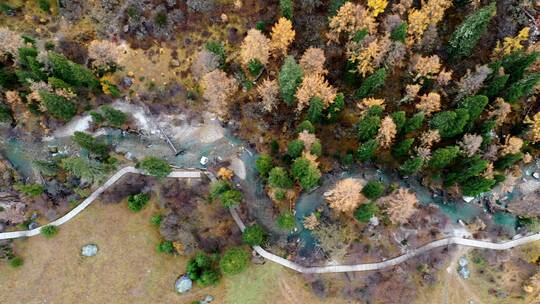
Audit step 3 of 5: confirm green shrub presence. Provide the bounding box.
[40,225,59,238]
[287,139,305,158]
[400,156,423,175]
[0,68,18,89]
[274,189,286,201]
[154,11,168,28]
[38,0,50,11]
[90,111,104,124]
[100,105,127,127]
[268,167,293,188]
[255,154,273,177]
[156,240,175,254]
[355,68,387,99]
[150,214,163,227]
[48,77,73,90]
[34,160,59,176]
[210,180,232,202]
[9,257,23,268]
[0,3,15,16]
[220,247,250,275]
[362,180,385,199]
[310,140,322,157]
[352,29,369,43]
[357,115,381,141]
[357,139,378,162]
[243,224,266,246]
[39,91,77,121]
[247,59,264,76]
[291,157,321,190]
[127,193,150,212]
[390,22,407,42]
[14,183,44,197]
[137,156,171,179]
[277,212,296,230]
[429,146,460,169]
[61,157,110,182]
[328,0,346,16]
[354,202,379,223]
[280,0,293,20]
[219,189,243,207]
[0,103,12,123]
[205,41,226,66]
[279,56,303,105]
[72,131,109,158]
[187,252,221,286]
[297,120,315,133]
[447,3,496,60]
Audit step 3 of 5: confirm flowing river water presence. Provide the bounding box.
[1,107,538,254]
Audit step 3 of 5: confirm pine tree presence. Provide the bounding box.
[355,68,387,99]
[430,109,470,138]
[428,146,460,169]
[506,73,540,103]
[39,91,77,121]
[279,56,304,106]
[391,111,407,133]
[447,3,496,59]
[402,111,425,134]
[280,0,293,20]
[392,138,414,158]
[399,156,423,175]
[307,97,324,123]
[357,139,378,162]
[357,115,381,141]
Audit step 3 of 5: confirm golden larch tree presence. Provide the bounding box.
[201,69,238,118]
[379,188,418,224]
[270,17,295,56]
[326,178,366,213]
[256,78,279,112]
[376,116,397,148]
[300,47,327,75]
[295,73,337,112]
[416,92,441,116]
[240,29,270,66]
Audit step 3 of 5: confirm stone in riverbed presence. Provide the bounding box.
[175,275,192,294]
[81,244,99,257]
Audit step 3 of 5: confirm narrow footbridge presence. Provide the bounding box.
[1,167,539,273]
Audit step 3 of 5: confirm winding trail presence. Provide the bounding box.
[2,166,540,274]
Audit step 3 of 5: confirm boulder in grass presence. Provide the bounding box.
[81,244,99,257]
[175,275,192,294]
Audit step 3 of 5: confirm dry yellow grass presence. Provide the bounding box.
[0,199,350,304]
[0,201,225,304]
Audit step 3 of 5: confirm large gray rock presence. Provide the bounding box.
[81,244,99,257]
[175,275,192,294]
